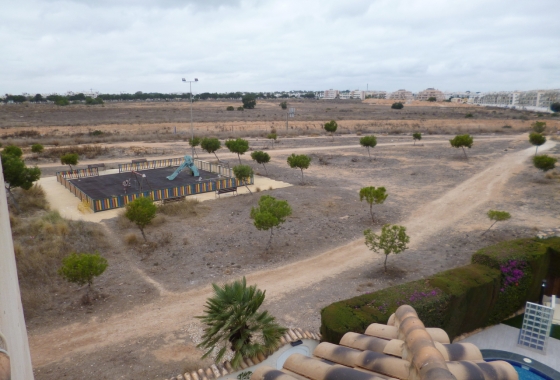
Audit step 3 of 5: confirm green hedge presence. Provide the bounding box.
[321,238,559,343]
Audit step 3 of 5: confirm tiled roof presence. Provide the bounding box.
[252,305,518,380]
[166,328,321,380]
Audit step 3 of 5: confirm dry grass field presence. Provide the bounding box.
[3,99,559,379]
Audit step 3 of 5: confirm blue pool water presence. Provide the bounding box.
[510,362,552,380]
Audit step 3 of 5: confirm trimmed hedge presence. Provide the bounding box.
[321,238,560,343]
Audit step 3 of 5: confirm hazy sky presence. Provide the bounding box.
[2,0,559,95]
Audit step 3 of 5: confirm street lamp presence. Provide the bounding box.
[182,78,198,157]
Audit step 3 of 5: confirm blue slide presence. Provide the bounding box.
[167,155,199,180]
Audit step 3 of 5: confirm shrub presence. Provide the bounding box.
[89,130,103,136]
[533,155,557,172]
[280,101,287,110]
[31,143,44,154]
[449,134,473,159]
[125,233,138,245]
[502,125,512,129]
[551,102,560,112]
[359,135,377,159]
[391,102,403,110]
[58,252,108,289]
[323,120,338,140]
[226,106,234,111]
[529,132,546,155]
[61,153,79,170]
[531,121,546,133]
[237,106,244,111]
[465,113,473,118]
[321,237,559,343]
[125,197,157,241]
[412,132,421,145]
[2,145,23,157]
[427,96,437,102]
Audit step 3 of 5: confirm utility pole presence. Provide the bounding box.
[182,78,198,157]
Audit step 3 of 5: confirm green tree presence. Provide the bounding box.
[250,151,271,174]
[189,136,202,157]
[359,186,388,224]
[232,164,253,194]
[551,102,560,112]
[529,132,546,155]
[242,94,257,109]
[267,133,277,148]
[226,106,234,111]
[250,195,292,251]
[55,98,69,106]
[31,143,44,154]
[533,155,557,172]
[125,197,157,241]
[34,94,44,102]
[58,252,108,292]
[323,120,338,141]
[287,153,311,183]
[225,138,249,164]
[391,102,404,109]
[3,145,23,157]
[412,132,422,145]
[359,135,377,159]
[280,101,287,110]
[1,153,41,212]
[237,106,244,111]
[196,277,286,368]
[482,210,511,235]
[449,134,474,159]
[531,121,546,133]
[364,224,410,272]
[201,137,222,161]
[427,97,437,102]
[61,153,79,170]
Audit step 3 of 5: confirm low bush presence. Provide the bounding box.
[158,199,202,217]
[321,237,559,343]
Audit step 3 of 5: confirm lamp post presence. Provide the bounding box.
[182,78,198,157]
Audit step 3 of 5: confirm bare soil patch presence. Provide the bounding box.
[25,134,560,379]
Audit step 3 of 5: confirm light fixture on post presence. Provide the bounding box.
[182,78,198,157]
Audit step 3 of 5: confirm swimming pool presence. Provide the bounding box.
[481,349,559,380]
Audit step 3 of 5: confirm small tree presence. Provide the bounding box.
[237,106,244,111]
[3,145,23,157]
[391,102,404,109]
[280,101,287,110]
[427,96,437,102]
[531,121,546,133]
[359,186,388,224]
[551,102,560,112]
[482,210,511,235]
[58,252,108,293]
[226,106,234,111]
[189,136,202,157]
[31,143,44,154]
[251,151,271,174]
[412,132,422,146]
[533,155,557,172]
[250,195,292,251]
[449,134,474,159]
[1,153,41,212]
[225,138,249,164]
[359,135,377,160]
[364,224,410,272]
[61,153,79,170]
[196,277,286,368]
[287,154,311,183]
[233,164,253,194]
[201,137,222,161]
[125,197,157,241]
[529,132,546,155]
[267,133,277,148]
[242,94,256,109]
[323,120,338,141]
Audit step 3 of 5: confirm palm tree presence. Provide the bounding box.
[197,277,286,368]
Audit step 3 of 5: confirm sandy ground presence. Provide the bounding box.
[25,133,560,379]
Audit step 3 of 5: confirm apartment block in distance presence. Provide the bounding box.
[416,87,445,101]
[388,89,413,101]
[323,89,339,100]
[469,89,560,112]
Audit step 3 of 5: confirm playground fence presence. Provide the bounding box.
[118,157,233,177]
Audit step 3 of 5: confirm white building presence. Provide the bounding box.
[469,89,560,112]
[365,91,387,99]
[323,89,339,100]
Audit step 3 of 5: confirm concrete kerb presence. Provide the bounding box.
[39,170,292,223]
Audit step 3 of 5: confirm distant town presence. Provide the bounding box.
[2,87,559,113]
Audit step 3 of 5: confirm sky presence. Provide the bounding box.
[2,0,559,95]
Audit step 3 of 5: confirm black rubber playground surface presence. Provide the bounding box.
[69,167,219,199]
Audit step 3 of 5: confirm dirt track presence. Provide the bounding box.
[29,136,555,369]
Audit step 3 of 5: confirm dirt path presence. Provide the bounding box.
[28,136,553,368]
[33,136,516,169]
